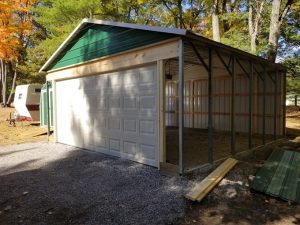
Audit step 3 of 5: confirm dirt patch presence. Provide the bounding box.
[0,107,48,146]
[286,106,300,139]
[175,106,300,225]
[178,161,300,225]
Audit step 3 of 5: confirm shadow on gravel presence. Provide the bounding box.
[0,146,189,225]
[0,148,38,157]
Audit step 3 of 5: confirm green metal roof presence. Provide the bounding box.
[46,23,177,71]
[251,149,300,203]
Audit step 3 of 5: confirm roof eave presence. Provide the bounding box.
[39,21,87,73]
[82,18,187,36]
[185,32,286,71]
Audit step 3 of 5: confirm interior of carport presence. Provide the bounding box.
[161,37,286,174]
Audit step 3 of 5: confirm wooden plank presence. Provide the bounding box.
[185,158,237,201]
[196,159,238,202]
[185,158,238,201]
[157,60,166,163]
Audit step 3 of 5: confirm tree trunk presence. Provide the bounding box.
[221,0,229,32]
[267,0,293,62]
[7,62,18,106]
[212,0,220,42]
[177,0,183,29]
[1,61,7,107]
[248,0,264,53]
[248,0,255,52]
[0,59,2,103]
[268,0,281,62]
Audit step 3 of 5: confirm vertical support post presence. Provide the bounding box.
[248,61,253,149]
[283,71,286,136]
[230,56,236,155]
[157,60,166,165]
[178,39,184,175]
[190,81,194,128]
[274,70,278,140]
[208,48,213,163]
[46,81,51,141]
[262,67,266,144]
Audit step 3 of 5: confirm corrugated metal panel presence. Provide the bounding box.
[47,24,176,71]
[251,149,300,203]
[165,73,282,136]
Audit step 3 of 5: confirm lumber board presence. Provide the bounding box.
[185,158,238,201]
[196,159,237,202]
[47,39,179,81]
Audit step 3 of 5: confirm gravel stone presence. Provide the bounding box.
[0,142,192,225]
[4,206,12,211]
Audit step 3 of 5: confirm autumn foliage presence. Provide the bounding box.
[0,0,35,61]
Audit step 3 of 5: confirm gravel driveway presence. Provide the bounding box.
[0,142,191,225]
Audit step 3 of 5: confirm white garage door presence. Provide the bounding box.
[55,64,158,167]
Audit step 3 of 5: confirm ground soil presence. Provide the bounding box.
[0,106,300,225]
[0,107,48,146]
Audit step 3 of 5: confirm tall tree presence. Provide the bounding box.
[267,0,294,62]
[212,0,220,41]
[248,0,265,53]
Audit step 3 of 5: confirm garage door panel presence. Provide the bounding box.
[139,68,155,84]
[93,134,108,149]
[123,96,138,111]
[56,64,158,167]
[94,117,107,130]
[109,138,121,152]
[123,118,138,133]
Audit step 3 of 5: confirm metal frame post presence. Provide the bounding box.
[263,67,266,144]
[274,70,278,140]
[178,39,184,175]
[191,42,213,164]
[248,61,253,149]
[283,71,287,136]
[208,48,213,163]
[46,81,51,140]
[231,56,236,155]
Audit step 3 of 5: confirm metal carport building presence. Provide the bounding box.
[40,18,286,174]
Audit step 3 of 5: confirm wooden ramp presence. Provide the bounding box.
[185,158,238,202]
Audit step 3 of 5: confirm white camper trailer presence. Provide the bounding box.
[13,84,42,121]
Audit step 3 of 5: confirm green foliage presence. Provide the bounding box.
[13,0,300,89]
[284,54,300,94]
